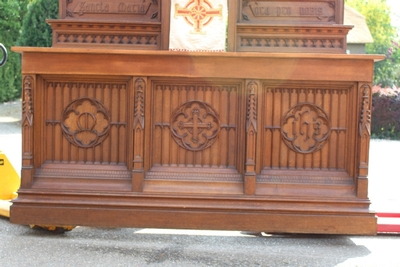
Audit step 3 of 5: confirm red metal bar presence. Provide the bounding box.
[377,213,400,234]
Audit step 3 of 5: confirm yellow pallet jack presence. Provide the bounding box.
[0,151,75,233]
[0,151,20,217]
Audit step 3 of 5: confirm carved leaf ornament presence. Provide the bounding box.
[281,102,331,153]
[62,98,111,148]
[171,100,220,151]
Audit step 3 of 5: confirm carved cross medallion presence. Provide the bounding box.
[174,0,223,34]
[171,101,220,151]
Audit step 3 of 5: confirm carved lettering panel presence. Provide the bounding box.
[240,0,341,24]
[261,83,352,172]
[151,80,243,171]
[44,80,129,165]
[62,0,160,21]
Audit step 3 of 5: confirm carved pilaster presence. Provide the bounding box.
[245,80,258,195]
[21,75,34,188]
[132,78,145,192]
[357,84,372,199]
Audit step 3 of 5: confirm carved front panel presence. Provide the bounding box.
[150,80,244,174]
[43,79,129,166]
[261,83,353,174]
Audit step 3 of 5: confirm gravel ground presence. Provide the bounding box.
[0,99,399,267]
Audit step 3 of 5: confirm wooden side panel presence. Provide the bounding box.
[30,76,133,191]
[261,82,351,171]
[149,79,244,172]
[143,79,245,195]
[42,78,130,166]
[259,81,355,191]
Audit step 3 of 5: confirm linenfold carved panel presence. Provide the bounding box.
[151,80,243,170]
[281,102,331,154]
[262,84,351,171]
[44,80,129,165]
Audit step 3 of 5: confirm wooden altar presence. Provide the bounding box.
[11,0,383,234]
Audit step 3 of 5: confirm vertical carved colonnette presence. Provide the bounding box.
[132,78,145,191]
[357,84,372,199]
[245,80,258,195]
[21,75,34,188]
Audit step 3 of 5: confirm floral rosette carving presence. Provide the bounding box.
[281,102,331,154]
[62,98,111,148]
[171,100,220,151]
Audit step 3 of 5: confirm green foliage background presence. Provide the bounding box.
[346,0,400,87]
[17,0,58,47]
[0,0,57,103]
[0,0,27,102]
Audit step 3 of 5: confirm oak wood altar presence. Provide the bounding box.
[11,0,382,234]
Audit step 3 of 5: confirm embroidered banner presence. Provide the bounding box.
[169,0,227,52]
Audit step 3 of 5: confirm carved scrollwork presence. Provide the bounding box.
[134,78,145,129]
[281,102,331,154]
[61,98,111,148]
[66,0,74,17]
[246,81,257,133]
[171,101,220,151]
[359,84,371,136]
[22,76,33,127]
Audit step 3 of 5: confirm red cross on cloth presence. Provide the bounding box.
[169,0,227,52]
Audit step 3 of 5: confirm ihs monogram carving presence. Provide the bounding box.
[359,84,371,136]
[61,98,111,148]
[281,103,331,154]
[134,78,145,129]
[22,76,34,127]
[171,101,220,151]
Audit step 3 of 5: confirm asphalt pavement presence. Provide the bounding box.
[0,99,399,267]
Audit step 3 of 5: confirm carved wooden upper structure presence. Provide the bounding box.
[50,0,351,53]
